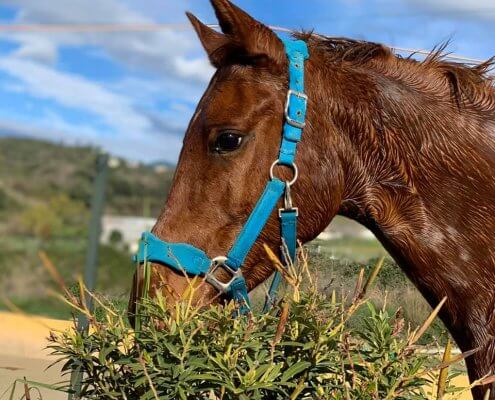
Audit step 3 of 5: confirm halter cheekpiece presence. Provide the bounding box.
[134,36,309,315]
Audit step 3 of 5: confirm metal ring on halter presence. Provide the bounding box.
[204,256,243,293]
[269,160,299,186]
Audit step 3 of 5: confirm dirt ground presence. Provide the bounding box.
[0,312,70,400]
[0,354,66,400]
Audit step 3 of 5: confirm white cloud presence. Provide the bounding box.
[406,0,495,20]
[0,57,151,134]
[37,111,183,162]
[12,35,58,64]
[12,0,147,24]
[2,0,214,82]
[174,56,214,82]
[0,56,190,162]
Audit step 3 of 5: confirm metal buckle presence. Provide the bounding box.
[205,256,243,293]
[278,181,299,217]
[284,89,308,129]
[279,207,299,218]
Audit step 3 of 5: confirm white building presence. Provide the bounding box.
[101,215,156,253]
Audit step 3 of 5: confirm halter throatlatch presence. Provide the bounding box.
[134,37,309,315]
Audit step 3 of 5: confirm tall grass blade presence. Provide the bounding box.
[361,256,385,297]
[39,251,77,303]
[437,347,479,370]
[436,337,452,400]
[410,296,447,345]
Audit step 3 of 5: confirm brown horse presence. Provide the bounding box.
[129,0,495,397]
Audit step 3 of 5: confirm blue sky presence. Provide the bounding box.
[0,0,494,162]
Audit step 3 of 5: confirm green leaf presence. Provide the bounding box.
[281,361,311,382]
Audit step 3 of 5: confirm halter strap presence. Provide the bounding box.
[226,178,286,269]
[278,38,309,166]
[134,36,309,315]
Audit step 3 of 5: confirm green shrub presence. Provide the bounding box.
[109,229,124,246]
[45,259,464,400]
[19,202,63,240]
[18,194,88,240]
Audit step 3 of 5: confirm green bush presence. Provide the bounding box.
[109,229,124,246]
[18,194,88,239]
[19,202,63,240]
[45,260,464,400]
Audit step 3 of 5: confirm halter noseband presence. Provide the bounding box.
[134,37,309,314]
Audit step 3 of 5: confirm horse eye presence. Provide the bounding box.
[213,132,244,153]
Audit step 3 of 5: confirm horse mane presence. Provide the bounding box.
[296,32,495,111]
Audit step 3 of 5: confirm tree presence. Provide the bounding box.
[109,229,123,247]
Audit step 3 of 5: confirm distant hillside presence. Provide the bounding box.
[149,160,177,169]
[0,137,174,219]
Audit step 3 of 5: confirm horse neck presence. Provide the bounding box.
[314,59,495,353]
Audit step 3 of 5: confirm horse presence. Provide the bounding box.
[128,0,495,398]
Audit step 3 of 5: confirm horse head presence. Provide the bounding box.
[128,0,342,315]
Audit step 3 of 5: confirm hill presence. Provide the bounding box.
[0,137,174,220]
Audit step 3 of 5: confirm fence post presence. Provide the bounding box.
[68,153,109,400]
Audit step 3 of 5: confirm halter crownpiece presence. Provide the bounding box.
[134,36,309,315]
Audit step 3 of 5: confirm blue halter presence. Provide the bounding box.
[134,37,309,314]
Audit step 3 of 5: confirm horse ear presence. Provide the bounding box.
[186,12,230,68]
[209,0,285,66]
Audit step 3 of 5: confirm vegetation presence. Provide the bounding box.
[0,235,133,319]
[17,194,88,239]
[39,257,471,400]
